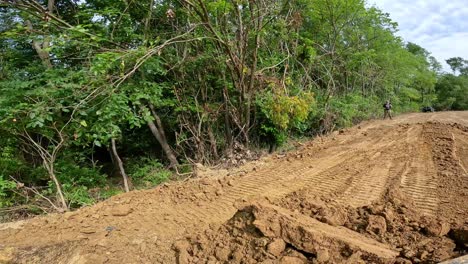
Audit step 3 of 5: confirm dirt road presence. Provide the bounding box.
[1,112,467,263]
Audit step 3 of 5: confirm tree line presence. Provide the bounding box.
[0,0,466,214]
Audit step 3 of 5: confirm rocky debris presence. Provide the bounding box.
[276,192,349,227]
[315,248,330,262]
[182,201,398,264]
[221,142,261,167]
[267,238,286,257]
[252,203,398,262]
[173,240,191,264]
[367,215,387,235]
[318,206,348,226]
[274,190,461,263]
[421,216,451,237]
[214,246,230,261]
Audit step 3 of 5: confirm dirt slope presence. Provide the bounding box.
[1,112,467,264]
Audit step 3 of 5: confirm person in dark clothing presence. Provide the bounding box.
[383,100,392,119]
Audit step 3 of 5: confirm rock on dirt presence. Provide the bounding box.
[318,206,348,226]
[315,248,330,262]
[173,240,191,264]
[111,205,133,216]
[267,238,286,257]
[366,215,387,235]
[422,216,451,237]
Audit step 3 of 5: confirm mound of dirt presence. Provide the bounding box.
[178,200,398,264]
[277,189,464,263]
[179,187,465,264]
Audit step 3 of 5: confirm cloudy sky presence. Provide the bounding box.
[369,0,468,72]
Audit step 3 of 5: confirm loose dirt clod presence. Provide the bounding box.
[267,238,286,256]
[181,201,400,263]
[111,205,133,216]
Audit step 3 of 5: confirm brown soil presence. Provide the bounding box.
[0,112,467,264]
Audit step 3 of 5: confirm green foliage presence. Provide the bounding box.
[62,185,95,207]
[53,158,106,208]
[258,91,315,130]
[56,160,106,188]
[446,57,468,75]
[0,176,16,207]
[0,139,24,178]
[127,158,172,188]
[329,93,381,127]
[257,90,315,145]
[435,73,468,110]
[0,137,26,207]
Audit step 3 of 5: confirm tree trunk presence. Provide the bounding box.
[145,104,179,169]
[223,73,233,153]
[207,125,219,160]
[243,7,263,145]
[26,21,52,68]
[242,92,251,144]
[144,0,155,41]
[45,163,68,212]
[25,0,54,68]
[111,138,130,192]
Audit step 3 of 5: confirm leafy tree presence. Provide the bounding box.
[435,73,468,110]
[446,57,468,75]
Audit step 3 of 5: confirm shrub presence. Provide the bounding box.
[0,138,27,207]
[0,176,16,207]
[328,92,381,127]
[257,90,315,146]
[127,157,172,188]
[62,185,95,207]
[54,159,107,208]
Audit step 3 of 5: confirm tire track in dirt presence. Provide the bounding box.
[93,125,402,246]
[422,122,468,224]
[400,125,439,215]
[336,154,393,207]
[255,125,402,201]
[333,125,413,207]
[103,123,407,246]
[266,153,362,198]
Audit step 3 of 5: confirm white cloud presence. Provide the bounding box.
[369,0,468,72]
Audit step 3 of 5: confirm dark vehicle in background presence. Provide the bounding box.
[422,106,435,112]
